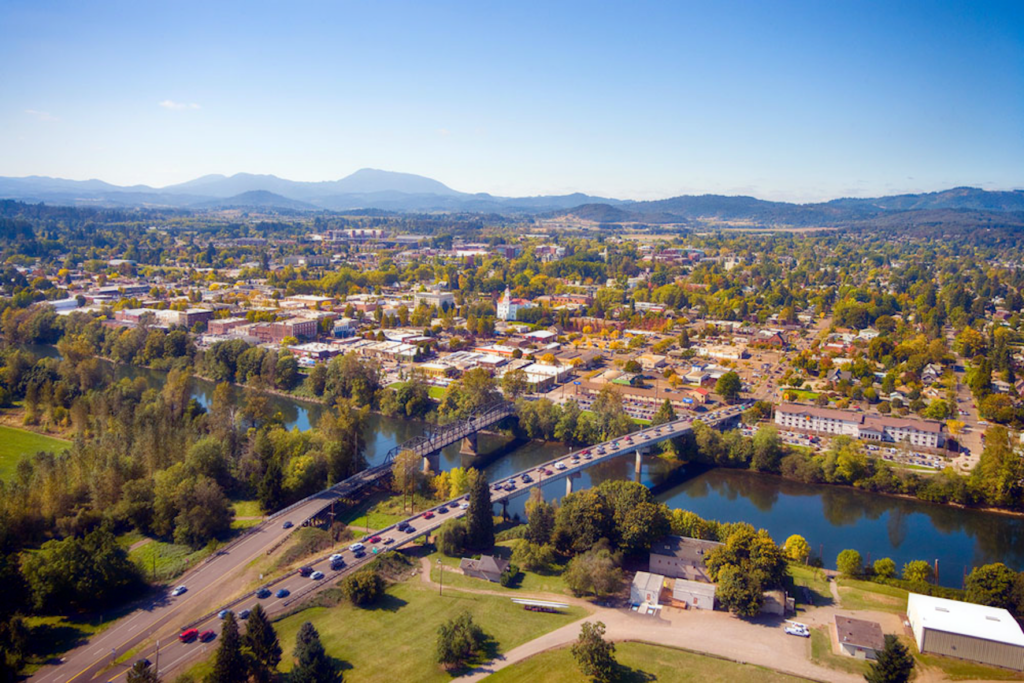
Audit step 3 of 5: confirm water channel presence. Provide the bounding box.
[23,345,1024,587]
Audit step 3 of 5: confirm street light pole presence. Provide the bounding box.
[437,559,444,596]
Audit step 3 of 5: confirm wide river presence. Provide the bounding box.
[24,347,1024,588]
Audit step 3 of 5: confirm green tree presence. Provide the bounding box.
[864,634,914,683]
[715,371,742,402]
[837,549,863,577]
[716,565,763,617]
[590,385,632,440]
[501,369,530,400]
[241,604,281,683]
[391,449,424,512]
[965,563,1018,610]
[206,612,247,683]
[873,558,896,579]
[511,541,556,572]
[902,560,933,583]
[652,399,676,426]
[435,612,486,670]
[437,518,468,557]
[553,490,615,555]
[751,425,784,472]
[571,621,617,683]
[340,570,385,606]
[525,499,556,546]
[292,622,340,683]
[126,661,160,683]
[564,546,623,598]
[465,470,494,550]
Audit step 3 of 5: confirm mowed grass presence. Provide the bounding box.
[337,492,433,532]
[129,538,215,582]
[809,626,870,676]
[272,578,589,683]
[836,577,908,614]
[786,563,832,607]
[0,425,70,479]
[916,652,1024,681]
[484,641,808,683]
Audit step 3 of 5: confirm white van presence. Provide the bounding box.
[349,542,365,552]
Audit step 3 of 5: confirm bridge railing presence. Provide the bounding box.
[383,400,514,463]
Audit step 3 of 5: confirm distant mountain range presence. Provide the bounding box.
[0,169,1022,227]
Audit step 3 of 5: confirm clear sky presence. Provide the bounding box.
[1,0,1021,202]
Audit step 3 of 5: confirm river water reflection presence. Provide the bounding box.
[29,348,1023,588]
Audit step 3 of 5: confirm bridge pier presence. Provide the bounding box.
[566,475,573,496]
[422,452,440,474]
[459,432,479,456]
[635,449,643,482]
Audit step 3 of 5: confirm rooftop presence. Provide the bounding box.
[909,593,1024,647]
[835,615,885,651]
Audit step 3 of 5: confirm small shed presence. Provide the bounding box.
[671,578,716,610]
[907,593,1024,671]
[459,555,509,583]
[630,571,665,607]
[835,615,885,660]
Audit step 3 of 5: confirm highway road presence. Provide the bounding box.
[32,405,745,682]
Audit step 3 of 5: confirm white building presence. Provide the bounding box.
[497,287,536,321]
[630,571,665,607]
[907,593,1024,671]
[775,403,944,449]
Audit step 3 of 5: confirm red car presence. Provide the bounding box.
[199,630,216,642]
[369,535,382,544]
[422,511,435,519]
[178,628,199,643]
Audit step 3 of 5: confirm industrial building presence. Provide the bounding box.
[907,593,1024,671]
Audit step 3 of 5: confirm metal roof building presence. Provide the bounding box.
[907,593,1024,671]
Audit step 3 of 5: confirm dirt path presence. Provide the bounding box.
[129,537,153,552]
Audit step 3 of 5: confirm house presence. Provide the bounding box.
[835,616,885,660]
[649,535,722,582]
[921,363,944,385]
[907,593,1024,670]
[826,368,852,384]
[630,571,665,606]
[459,555,510,583]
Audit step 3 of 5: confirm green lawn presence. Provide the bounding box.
[426,540,570,596]
[271,577,589,683]
[0,425,70,479]
[916,652,1024,681]
[21,609,129,675]
[809,626,870,676]
[337,492,435,532]
[129,538,215,582]
[484,641,807,683]
[786,563,832,607]
[428,385,447,399]
[231,498,264,518]
[836,577,908,614]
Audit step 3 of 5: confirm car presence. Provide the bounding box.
[282,520,293,529]
[354,549,366,558]
[583,453,592,460]
[397,521,410,532]
[171,585,188,596]
[423,511,435,519]
[369,535,382,544]
[459,502,469,510]
[256,588,271,599]
[504,483,516,491]
[238,609,251,620]
[330,553,344,562]
[299,566,313,576]
[784,624,810,638]
[330,559,345,570]
[349,542,365,552]
[383,537,394,545]
[310,571,324,580]
[521,474,533,483]
[199,630,216,642]
[438,505,449,513]
[178,628,199,643]
[275,588,290,598]
[554,462,566,470]
[218,609,232,619]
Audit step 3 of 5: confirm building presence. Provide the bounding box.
[907,593,1024,671]
[670,578,716,610]
[775,403,945,449]
[208,317,249,335]
[459,555,509,583]
[413,290,454,311]
[250,318,319,343]
[630,571,666,607]
[496,287,536,321]
[649,536,722,582]
[835,616,885,660]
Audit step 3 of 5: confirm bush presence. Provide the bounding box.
[499,563,521,587]
[873,557,896,579]
[902,560,934,583]
[437,518,467,557]
[340,569,385,606]
[511,541,556,572]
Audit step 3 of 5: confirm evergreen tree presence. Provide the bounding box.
[292,622,340,683]
[465,471,494,550]
[206,613,247,683]
[242,604,281,682]
[126,660,160,683]
[864,634,914,683]
[652,399,676,426]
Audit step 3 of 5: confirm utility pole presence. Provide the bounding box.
[437,559,444,596]
[155,639,160,679]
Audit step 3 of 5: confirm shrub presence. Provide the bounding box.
[873,557,896,579]
[836,549,862,577]
[340,569,385,606]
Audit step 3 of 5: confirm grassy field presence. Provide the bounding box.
[0,425,70,479]
[129,538,216,582]
[809,626,870,676]
[338,491,436,532]
[916,652,1024,681]
[785,563,832,607]
[231,498,264,518]
[485,641,808,683]
[270,577,589,683]
[428,385,446,400]
[426,540,570,596]
[836,577,908,614]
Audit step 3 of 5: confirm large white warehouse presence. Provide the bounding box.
[907,593,1024,671]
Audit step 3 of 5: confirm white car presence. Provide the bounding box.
[554,462,566,470]
[171,585,187,596]
[349,542,365,552]
[329,553,343,562]
[310,571,325,580]
[784,624,810,638]
[460,502,469,510]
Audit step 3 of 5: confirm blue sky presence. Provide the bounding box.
[1,0,1021,201]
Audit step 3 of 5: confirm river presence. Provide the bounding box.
[21,345,1024,586]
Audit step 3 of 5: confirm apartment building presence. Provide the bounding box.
[775,403,944,449]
